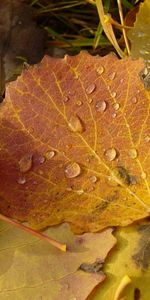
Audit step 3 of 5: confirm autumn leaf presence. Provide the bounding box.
[0,221,116,300]
[0,51,150,233]
[93,221,150,300]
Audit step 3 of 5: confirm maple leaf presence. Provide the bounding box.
[0,221,116,300]
[0,51,150,233]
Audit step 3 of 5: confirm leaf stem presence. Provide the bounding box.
[0,213,66,252]
[117,0,130,55]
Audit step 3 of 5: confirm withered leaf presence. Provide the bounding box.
[0,52,150,233]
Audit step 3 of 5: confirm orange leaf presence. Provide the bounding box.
[0,52,149,232]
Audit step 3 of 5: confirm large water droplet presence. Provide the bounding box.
[113,103,120,111]
[68,115,84,133]
[95,100,107,112]
[109,72,116,80]
[104,147,117,161]
[17,176,26,184]
[19,154,33,173]
[45,150,55,160]
[141,172,147,179]
[128,148,138,159]
[89,175,98,183]
[97,66,104,75]
[65,162,81,178]
[85,83,96,94]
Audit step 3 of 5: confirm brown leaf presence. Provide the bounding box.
[0,52,150,233]
[0,221,116,300]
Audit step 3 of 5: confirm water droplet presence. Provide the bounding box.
[38,170,44,175]
[63,96,69,103]
[109,72,116,80]
[76,189,84,195]
[19,154,33,173]
[120,78,124,83]
[141,172,147,179]
[17,176,26,184]
[97,66,104,75]
[145,135,150,142]
[104,147,117,161]
[38,155,45,164]
[68,115,84,133]
[95,100,107,112]
[111,91,117,98]
[132,97,138,104]
[76,100,83,106]
[88,98,93,104]
[112,112,117,118]
[113,103,120,110]
[65,162,81,178]
[128,148,138,159]
[89,175,98,183]
[85,83,96,94]
[45,150,55,160]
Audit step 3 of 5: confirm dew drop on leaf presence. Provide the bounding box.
[111,91,117,98]
[63,96,69,103]
[68,115,84,133]
[96,66,104,75]
[89,175,98,183]
[38,155,45,164]
[85,83,96,94]
[19,154,33,173]
[109,72,116,80]
[45,150,55,160]
[113,103,120,111]
[128,148,138,159]
[76,189,84,195]
[17,176,26,184]
[76,100,83,106]
[88,98,93,104]
[141,172,147,179]
[145,135,150,142]
[112,112,117,118]
[104,148,117,161]
[132,97,138,104]
[65,162,81,178]
[95,100,107,112]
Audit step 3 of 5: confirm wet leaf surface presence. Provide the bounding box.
[0,52,150,232]
[0,221,116,300]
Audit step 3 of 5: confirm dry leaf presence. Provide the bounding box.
[0,52,150,233]
[0,221,116,300]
